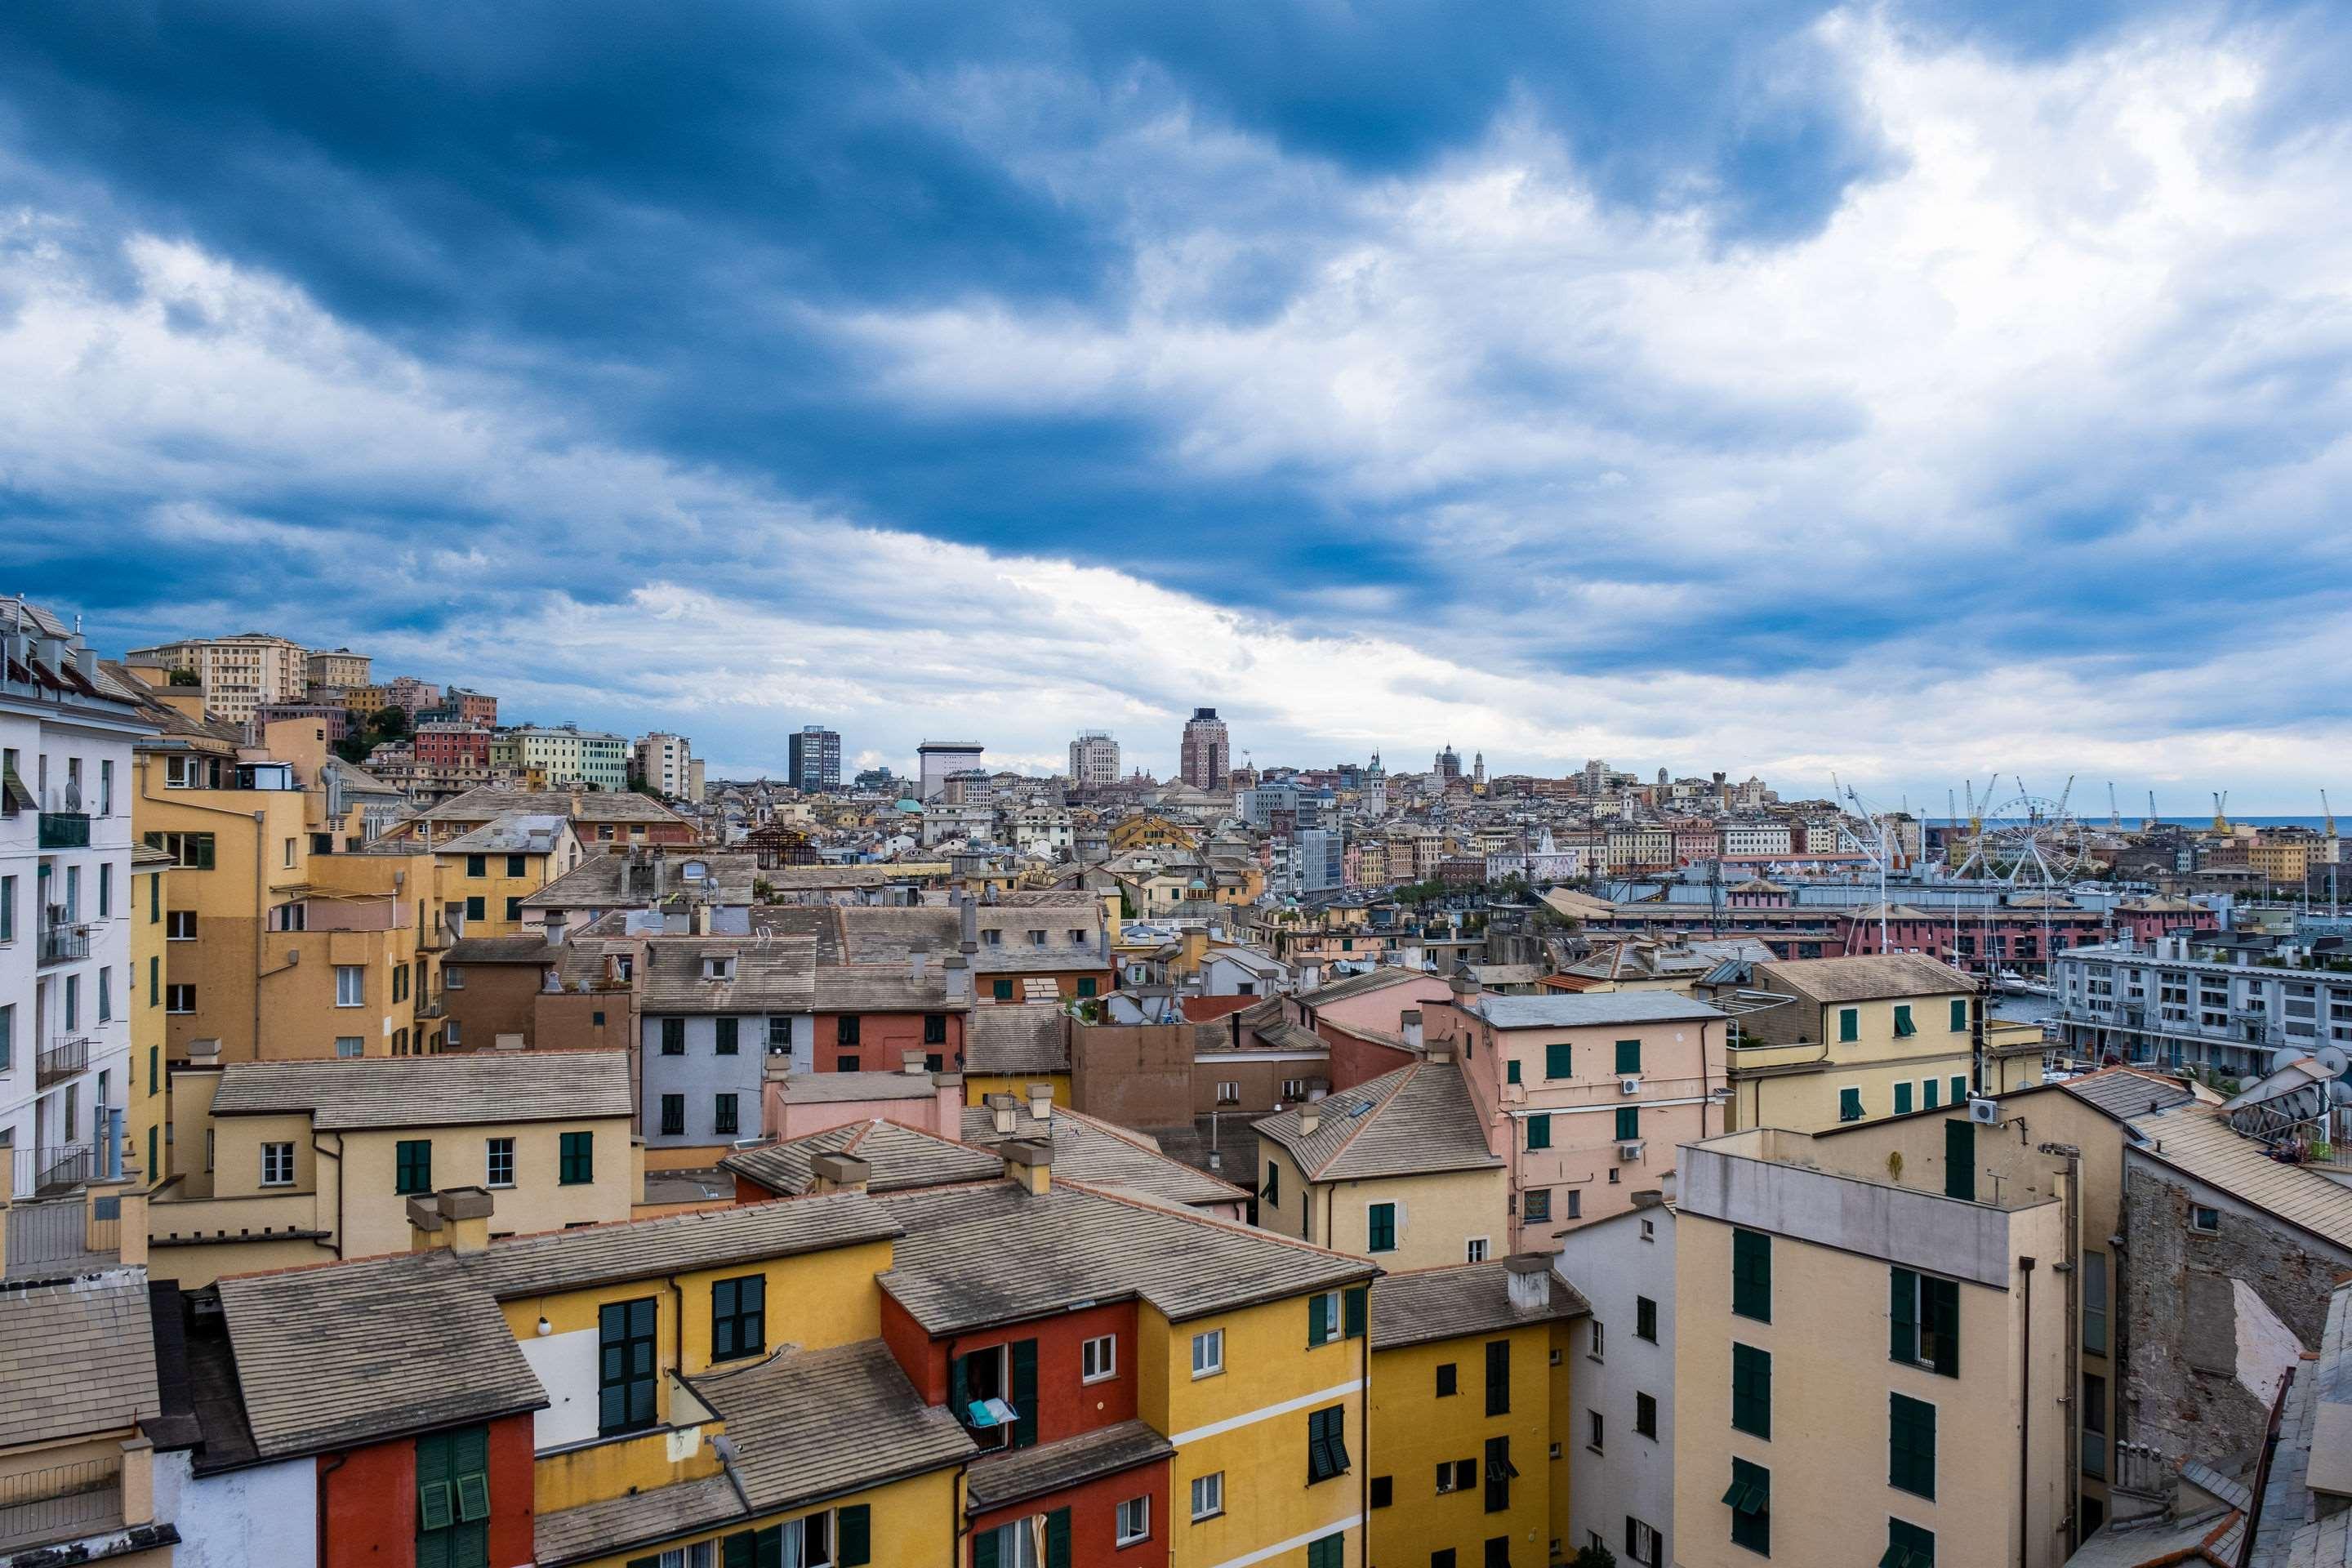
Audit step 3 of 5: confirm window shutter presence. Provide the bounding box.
[755,1525,782,1568]
[1839,1008,1858,1041]
[1486,1339,1510,1416]
[1928,1278,1961,1377]
[1527,1114,1551,1151]
[838,1504,871,1566]
[1308,1294,1330,1347]
[949,1354,969,1416]
[973,1529,1000,1568]
[1840,1087,1862,1122]
[1615,1107,1639,1141]
[1949,1075,1967,1107]
[1733,1343,1771,1438]
[1944,1120,1976,1200]
[1615,1039,1641,1074]
[1011,1339,1040,1449]
[1546,1043,1573,1079]
[1891,1268,1918,1363]
[1894,1081,1913,1115]
[1950,998,1967,1031]
[1344,1285,1368,1339]
[1045,1508,1071,1568]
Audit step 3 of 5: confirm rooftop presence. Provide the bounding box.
[0,1271,159,1450]
[209,1050,633,1130]
[1369,1259,1589,1352]
[959,1105,1245,1209]
[964,1005,1070,1076]
[1254,1061,1501,1183]
[435,812,572,856]
[1751,953,1976,1002]
[1463,991,1728,1029]
[723,1120,1007,1197]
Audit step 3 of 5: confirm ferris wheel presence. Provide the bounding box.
[1960,777,2091,890]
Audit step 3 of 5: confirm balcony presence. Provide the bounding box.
[36,1036,90,1089]
[0,1458,122,1553]
[36,812,91,850]
[37,924,89,965]
[414,996,446,1020]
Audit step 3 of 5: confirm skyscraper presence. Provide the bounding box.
[788,725,841,793]
[1067,730,1120,785]
[917,740,983,800]
[1178,707,1229,790]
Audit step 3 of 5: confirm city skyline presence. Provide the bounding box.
[7,3,2352,804]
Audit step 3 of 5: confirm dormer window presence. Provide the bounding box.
[1028,929,1047,947]
[982,929,1002,946]
[704,955,736,982]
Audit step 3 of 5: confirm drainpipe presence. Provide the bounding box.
[2020,1255,2038,1568]
[318,1452,348,1567]
[2042,1144,2083,1552]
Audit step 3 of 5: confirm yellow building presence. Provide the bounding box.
[1367,1258,1586,1568]
[1255,1059,1509,1267]
[2250,835,2314,884]
[149,1050,639,1281]
[1709,955,1993,1134]
[125,844,173,1185]
[1673,1123,2073,1568]
[1110,813,1200,853]
[435,811,583,938]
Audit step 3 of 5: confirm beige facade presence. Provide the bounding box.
[1256,1152,1509,1268]
[124,632,309,724]
[1673,1124,2075,1568]
[1718,957,1980,1134]
[305,647,372,690]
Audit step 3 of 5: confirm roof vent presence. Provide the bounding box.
[1503,1254,1552,1312]
[1298,1107,1321,1135]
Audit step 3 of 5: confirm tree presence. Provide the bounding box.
[369,706,408,737]
[1574,1546,1618,1568]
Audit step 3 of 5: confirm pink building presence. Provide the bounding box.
[1425,973,1729,1250]
[1289,967,1459,1091]
[2109,896,2221,946]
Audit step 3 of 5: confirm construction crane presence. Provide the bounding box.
[2326,790,2337,839]
[2212,791,2230,834]
[2145,791,2158,832]
[2107,782,2121,832]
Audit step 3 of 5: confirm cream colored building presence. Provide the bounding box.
[122,632,309,724]
[305,646,371,691]
[1673,1121,2074,1568]
[1706,955,2031,1134]
[151,1049,638,1281]
[1254,1054,1508,1267]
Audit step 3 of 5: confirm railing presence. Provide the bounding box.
[413,996,446,1020]
[6,1192,118,1269]
[36,1036,89,1088]
[36,812,91,850]
[20,1142,96,1196]
[0,1458,122,1551]
[37,924,88,964]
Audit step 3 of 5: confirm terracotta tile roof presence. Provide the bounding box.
[0,1271,160,1448]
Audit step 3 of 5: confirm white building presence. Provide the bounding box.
[1720,821,1794,858]
[916,740,982,801]
[633,731,697,801]
[1554,1195,1677,1568]
[2,599,153,1195]
[1012,807,1074,858]
[1067,730,1120,786]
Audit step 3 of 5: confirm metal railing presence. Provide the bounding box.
[5,1193,117,1268]
[37,924,88,965]
[35,1036,89,1088]
[18,1142,96,1196]
[0,1458,122,1551]
[36,812,91,850]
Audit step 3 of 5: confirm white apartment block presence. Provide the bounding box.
[2053,935,2352,1081]
[2,600,152,1196]
[1721,822,1794,858]
[511,725,629,792]
[1067,729,1120,785]
[634,731,696,800]
[1555,1199,1678,1568]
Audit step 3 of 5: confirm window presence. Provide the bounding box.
[1281,1078,1307,1101]
[465,896,486,922]
[505,896,522,922]
[2192,1205,2221,1233]
[1885,1517,1936,1568]
[711,1275,765,1361]
[715,1094,739,1136]
[1216,1081,1240,1106]
[1889,1392,1937,1499]
[0,875,11,942]
[1893,1081,1913,1115]
[1190,1471,1225,1521]
[1507,1059,1521,1085]
[1589,1319,1605,1360]
[599,1298,659,1434]
[2083,1371,2109,1480]
[1732,1228,1771,1322]
[1894,1004,1916,1037]
[1307,1536,1343,1568]
[1615,1039,1642,1075]
[1636,1391,1658,1438]
[1545,1043,1573,1079]
[2083,1250,2109,1355]
[1466,1237,1488,1263]
[1438,1458,1477,1493]
[1944,1118,1975,1200]
[395,1139,433,1195]
[1028,929,1047,946]
[1588,1409,1604,1451]
[1262,1160,1281,1205]
[1949,1074,1967,1106]
[837,1055,859,1072]
[392,963,408,1003]
[767,1016,792,1054]
[1483,1434,1516,1512]
[662,1018,685,1055]
[506,853,527,878]
[1838,1007,1859,1042]
[1725,1458,1770,1556]
[1891,1268,1960,1376]
[1307,1287,1366,1347]
[992,979,1014,1001]
[1568,1189,1580,1220]
[98,967,112,1022]
[1486,1339,1511,1416]
[836,1015,860,1046]
[1840,1086,1864,1122]
[145,831,216,869]
[485,1137,514,1187]
[923,1013,947,1045]
[1306,1405,1349,1483]
[1115,1496,1150,1548]
[466,853,487,878]
[99,863,112,918]
[1526,1113,1552,1150]
[335,964,364,1007]
[1636,1296,1658,1342]
[1732,1343,1771,1437]
[660,1094,685,1136]
[1369,1201,1398,1253]
[1523,1187,1551,1224]
[560,1131,594,1185]
[1949,997,1968,1031]
[261,1142,294,1186]
[1191,1329,1223,1378]
[415,1424,490,1568]
[1625,1517,1661,1568]
[1370,1475,1392,1508]
[1615,1106,1640,1141]
[149,1044,159,1097]
[1437,1362,1458,1397]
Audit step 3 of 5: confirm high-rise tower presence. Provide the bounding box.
[1179,708,1230,790]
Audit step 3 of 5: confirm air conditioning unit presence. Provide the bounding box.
[1967,1097,2002,1127]
[1619,1077,1641,1095]
[1618,1140,1646,1162]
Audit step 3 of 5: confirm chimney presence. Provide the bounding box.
[545,911,568,947]
[1002,1138,1052,1196]
[910,945,930,983]
[960,895,978,952]
[1503,1254,1552,1313]
[693,903,711,937]
[902,1050,928,1076]
[1401,1009,1425,1051]
[932,1071,962,1135]
[1024,1083,1054,1121]
[809,1153,871,1195]
[988,1093,1020,1135]
[409,1187,495,1253]
[1450,964,1482,998]
[1299,1106,1321,1135]
[943,952,972,1004]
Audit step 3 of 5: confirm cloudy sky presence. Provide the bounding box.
[3,2,2349,808]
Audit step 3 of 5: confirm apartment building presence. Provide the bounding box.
[433,811,582,941]
[122,631,308,724]
[2053,935,2352,1080]
[1673,1121,2073,1568]
[305,646,372,690]
[1068,729,1120,786]
[789,724,841,793]
[1554,1196,1677,1568]
[633,731,697,801]
[1425,975,1730,1246]
[150,1050,637,1281]
[390,784,698,849]
[505,726,630,792]
[1,600,152,1199]
[1365,1258,1587,1568]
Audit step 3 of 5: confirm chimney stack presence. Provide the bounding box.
[545,911,568,947]
[1002,1138,1052,1196]
[959,895,978,952]
[1027,1083,1054,1120]
[1299,1106,1321,1135]
[901,1050,928,1076]
[988,1093,1020,1136]
[911,944,930,983]
[810,1153,871,1195]
[1401,1009,1425,1051]
[1503,1254,1552,1313]
[943,952,972,1004]
[408,1187,495,1254]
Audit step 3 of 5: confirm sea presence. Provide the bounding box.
[1927,816,2332,831]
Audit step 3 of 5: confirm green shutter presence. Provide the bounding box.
[1486,1339,1510,1416]
[1949,998,1967,1031]
[417,1481,453,1531]
[1893,1081,1913,1116]
[1922,1079,1939,1110]
[1344,1285,1368,1339]
[1894,1004,1914,1036]
[1944,1120,1976,1200]
[1506,1059,1521,1085]
[724,1531,755,1568]
[1011,1338,1039,1448]
[949,1354,969,1416]
[1839,1008,1859,1042]
[1546,1043,1574,1080]
[1309,1293,1331,1347]
[972,1529,999,1568]
[1615,1039,1642,1074]
[1368,1205,1396,1253]
[755,1525,782,1568]
[838,1503,871,1566]
[1526,1114,1551,1150]
[1949,1075,1967,1107]
[1891,1268,1918,1363]
[1732,1229,1771,1322]
[1732,1343,1771,1438]
[1839,1087,1863,1122]
[1045,1507,1071,1568]
[1615,1106,1639,1142]
[1263,1160,1280,1204]
[1890,1392,1936,1498]
[1927,1277,1961,1377]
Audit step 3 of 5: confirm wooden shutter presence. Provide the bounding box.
[1890,1392,1936,1497]
[1343,1285,1368,1339]
[1545,1043,1573,1079]
[1732,1343,1771,1438]
[1045,1508,1071,1568]
[1526,1114,1551,1151]
[1927,1277,1961,1377]
[838,1503,871,1566]
[1615,1039,1641,1074]
[1944,1120,1976,1200]
[1011,1338,1039,1449]
[972,1527,1000,1568]
[1894,1081,1912,1115]
[1485,1339,1510,1415]
[724,1530,755,1568]
[1308,1293,1331,1347]
[1891,1268,1918,1363]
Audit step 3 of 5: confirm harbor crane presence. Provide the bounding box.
[2212,791,2230,833]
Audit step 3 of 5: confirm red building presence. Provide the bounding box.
[444,688,498,725]
[412,722,492,769]
[319,1415,537,1568]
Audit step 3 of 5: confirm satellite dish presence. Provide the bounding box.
[2276,1047,2312,1071]
[2319,1046,2351,1078]
[2329,1080,2352,1106]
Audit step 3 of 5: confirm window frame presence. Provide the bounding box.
[394,1138,433,1196]
[559,1130,594,1186]
[484,1136,514,1189]
[710,1274,767,1363]
[1189,1470,1225,1521]
[260,1141,295,1187]
[1115,1495,1150,1548]
[1190,1328,1223,1379]
[1082,1333,1117,1384]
